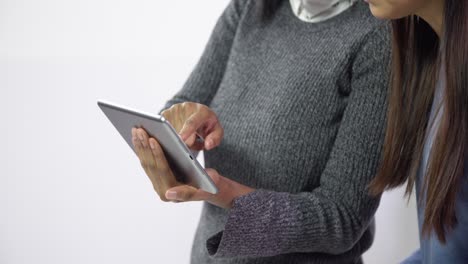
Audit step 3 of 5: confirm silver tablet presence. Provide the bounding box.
[98,100,218,194]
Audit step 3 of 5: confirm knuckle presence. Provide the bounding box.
[156,167,170,177]
[186,102,195,110]
[151,144,162,155]
[178,191,189,201]
[157,187,169,202]
[187,192,195,200]
[147,160,157,170]
[161,109,169,118]
[185,118,196,129]
[158,193,169,202]
[166,105,178,114]
[141,160,156,171]
[183,189,196,200]
[199,104,209,111]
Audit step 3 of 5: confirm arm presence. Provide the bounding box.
[162,0,248,110]
[205,25,391,258]
[157,0,249,150]
[132,2,251,199]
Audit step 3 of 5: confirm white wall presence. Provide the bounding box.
[0,1,418,263]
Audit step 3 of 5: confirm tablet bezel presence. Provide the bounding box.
[98,100,218,194]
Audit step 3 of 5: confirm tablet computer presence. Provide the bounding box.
[98,100,218,194]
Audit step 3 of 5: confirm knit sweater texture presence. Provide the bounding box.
[163,0,391,263]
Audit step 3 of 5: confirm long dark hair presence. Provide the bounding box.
[370,0,468,243]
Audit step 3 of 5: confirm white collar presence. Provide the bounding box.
[290,0,357,23]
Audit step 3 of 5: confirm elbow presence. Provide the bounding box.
[335,210,377,254]
[324,223,373,255]
[324,202,377,254]
[337,218,376,254]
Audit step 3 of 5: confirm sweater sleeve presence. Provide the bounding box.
[162,0,247,110]
[205,25,391,258]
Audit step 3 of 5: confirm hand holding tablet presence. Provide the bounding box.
[98,100,219,194]
[131,126,217,201]
[98,100,255,208]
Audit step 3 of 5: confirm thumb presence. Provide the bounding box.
[165,185,211,202]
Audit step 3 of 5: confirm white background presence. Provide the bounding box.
[0,0,419,263]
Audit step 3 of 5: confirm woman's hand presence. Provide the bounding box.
[161,102,223,151]
[132,128,255,209]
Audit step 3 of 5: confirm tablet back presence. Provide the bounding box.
[98,100,218,194]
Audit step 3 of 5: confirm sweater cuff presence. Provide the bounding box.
[206,189,284,258]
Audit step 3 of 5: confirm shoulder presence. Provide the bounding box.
[343,2,391,47]
[294,2,391,59]
[332,3,392,70]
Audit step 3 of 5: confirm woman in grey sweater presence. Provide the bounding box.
[132,0,390,263]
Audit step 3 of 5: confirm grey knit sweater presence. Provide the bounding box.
[163,0,390,263]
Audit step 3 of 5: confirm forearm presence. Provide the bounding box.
[206,188,379,258]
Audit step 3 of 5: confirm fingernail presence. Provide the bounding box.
[166,190,177,200]
[206,139,214,149]
[149,141,155,149]
[138,132,144,141]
